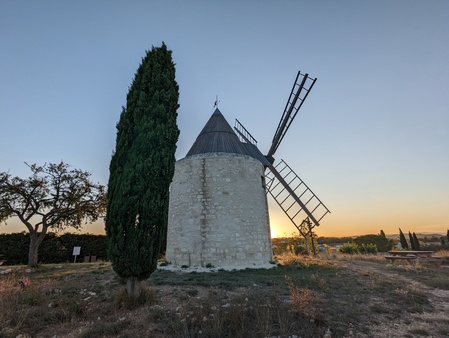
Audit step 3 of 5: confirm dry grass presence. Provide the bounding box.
[1,254,448,337]
[327,252,385,262]
[434,249,449,257]
[153,291,325,337]
[0,263,329,337]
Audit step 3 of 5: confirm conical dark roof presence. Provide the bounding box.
[185,109,272,166]
[185,109,250,157]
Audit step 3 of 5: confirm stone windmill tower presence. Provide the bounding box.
[166,70,330,268]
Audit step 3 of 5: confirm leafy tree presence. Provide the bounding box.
[0,162,106,267]
[106,43,179,298]
[380,230,386,238]
[399,228,408,249]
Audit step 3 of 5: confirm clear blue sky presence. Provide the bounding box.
[1,1,448,237]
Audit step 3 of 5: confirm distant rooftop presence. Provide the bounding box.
[185,108,271,166]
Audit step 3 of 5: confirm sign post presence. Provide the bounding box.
[72,246,81,263]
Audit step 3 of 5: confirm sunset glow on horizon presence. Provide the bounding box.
[1,2,448,239]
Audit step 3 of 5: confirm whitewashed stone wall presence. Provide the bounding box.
[166,153,272,268]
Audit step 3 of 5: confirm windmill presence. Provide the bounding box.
[234,70,330,254]
[166,69,329,268]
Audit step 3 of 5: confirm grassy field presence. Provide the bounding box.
[1,252,449,337]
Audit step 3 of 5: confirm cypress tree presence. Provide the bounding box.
[380,230,386,238]
[106,43,179,297]
[443,229,449,247]
[412,232,421,251]
[408,231,415,250]
[399,228,408,249]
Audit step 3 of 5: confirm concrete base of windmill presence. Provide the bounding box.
[157,261,277,273]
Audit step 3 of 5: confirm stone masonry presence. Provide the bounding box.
[166,153,273,268]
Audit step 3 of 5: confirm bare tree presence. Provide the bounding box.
[294,217,318,256]
[0,162,106,267]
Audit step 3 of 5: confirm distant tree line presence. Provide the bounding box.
[0,233,107,265]
[273,231,395,255]
[316,236,355,245]
[397,228,449,251]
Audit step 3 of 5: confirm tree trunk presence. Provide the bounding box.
[27,226,47,268]
[28,232,39,267]
[126,276,141,298]
[310,235,317,256]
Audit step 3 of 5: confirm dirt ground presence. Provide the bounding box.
[1,255,449,337]
[341,259,449,337]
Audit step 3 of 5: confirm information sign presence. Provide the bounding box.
[72,246,81,263]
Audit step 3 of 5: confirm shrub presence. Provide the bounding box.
[339,242,359,254]
[359,243,378,254]
[0,232,29,265]
[0,233,107,265]
[339,242,378,255]
[295,245,310,255]
[354,234,392,252]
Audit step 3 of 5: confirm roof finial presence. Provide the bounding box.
[213,95,220,109]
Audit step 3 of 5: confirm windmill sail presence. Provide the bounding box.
[266,71,316,162]
[265,159,330,227]
[236,70,329,230]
